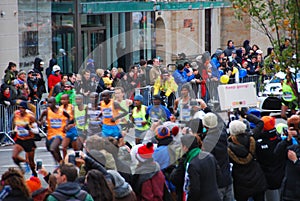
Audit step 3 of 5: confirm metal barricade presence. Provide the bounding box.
[134,86,153,106]
[0,104,17,145]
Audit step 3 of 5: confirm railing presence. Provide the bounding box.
[0,100,47,145]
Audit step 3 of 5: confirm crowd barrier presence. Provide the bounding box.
[0,100,47,145]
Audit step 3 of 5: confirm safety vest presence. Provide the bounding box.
[13,110,35,140]
[132,105,149,131]
[47,107,66,140]
[74,105,88,130]
[100,100,119,126]
[282,80,297,102]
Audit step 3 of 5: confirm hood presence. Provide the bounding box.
[228,135,256,165]
[55,182,81,196]
[34,57,43,71]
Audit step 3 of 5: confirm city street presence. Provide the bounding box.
[0,111,287,180]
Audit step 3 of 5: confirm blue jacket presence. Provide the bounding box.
[210,57,221,79]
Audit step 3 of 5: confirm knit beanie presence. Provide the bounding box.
[202,112,218,129]
[136,142,154,162]
[134,94,143,102]
[107,170,132,199]
[155,126,170,139]
[261,116,275,131]
[180,134,198,151]
[229,120,247,136]
[26,176,42,193]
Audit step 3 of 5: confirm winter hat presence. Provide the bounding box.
[261,116,276,131]
[229,120,247,136]
[26,176,42,193]
[202,112,218,129]
[152,94,161,100]
[180,134,198,150]
[107,170,132,198]
[18,70,26,76]
[163,122,180,136]
[52,65,61,72]
[136,142,154,162]
[155,126,170,139]
[134,94,143,102]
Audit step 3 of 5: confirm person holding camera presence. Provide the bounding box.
[275,115,300,201]
[12,101,39,177]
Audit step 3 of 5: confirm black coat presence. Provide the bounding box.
[202,120,232,188]
[275,138,300,200]
[228,134,267,200]
[256,129,286,189]
[186,151,222,201]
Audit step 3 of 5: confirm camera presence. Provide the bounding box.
[32,73,37,76]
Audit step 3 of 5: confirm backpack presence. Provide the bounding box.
[51,190,88,201]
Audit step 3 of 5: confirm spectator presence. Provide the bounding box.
[27,70,40,102]
[51,74,68,98]
[67,73,76,86]
[256,116,285,201]
[33,57,46,97]
[228,120,267,201]
[86,58,96,74]
[224,40,235,57]
[85,169,114,201]
[46,53,58,78]
[132,142,165,201]
[243,40,251,55]
[210,49,224,81]
[201,113,234,201]
[80,69,92,97]
[0,84,15,106]
[55,81,76,105]
[172,134,222,201]
[46,163,94,201]
[3,62,18,95]
[48,65,62,92]
[149,58,161,85]
[1,168,31,201]
[15,71,29,100]
[275,115,300,201]
[107,170,136,201]
[172,63,194,94]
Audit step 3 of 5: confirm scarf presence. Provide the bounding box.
[184,147,201,168]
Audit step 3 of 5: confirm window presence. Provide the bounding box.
[22,31,38,57]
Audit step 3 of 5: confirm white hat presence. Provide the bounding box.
[202,112,218,129]
[256,49,263,54]
[229,120,247,136]
[53,65,61,72]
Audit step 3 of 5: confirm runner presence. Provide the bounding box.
[100,90,128,138]
[12,101,39,176]
[60,94,78,159]
[38,97,70,163]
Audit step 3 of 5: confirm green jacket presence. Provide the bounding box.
[55,89,76,105]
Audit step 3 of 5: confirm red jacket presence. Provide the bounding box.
[137,171,165,201]
[48,74,61,90]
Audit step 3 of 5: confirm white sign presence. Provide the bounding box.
[218,82,257,110]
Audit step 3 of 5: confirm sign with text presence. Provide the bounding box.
[218,82,257,110]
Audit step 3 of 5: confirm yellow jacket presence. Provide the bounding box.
[154,76,178,97]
